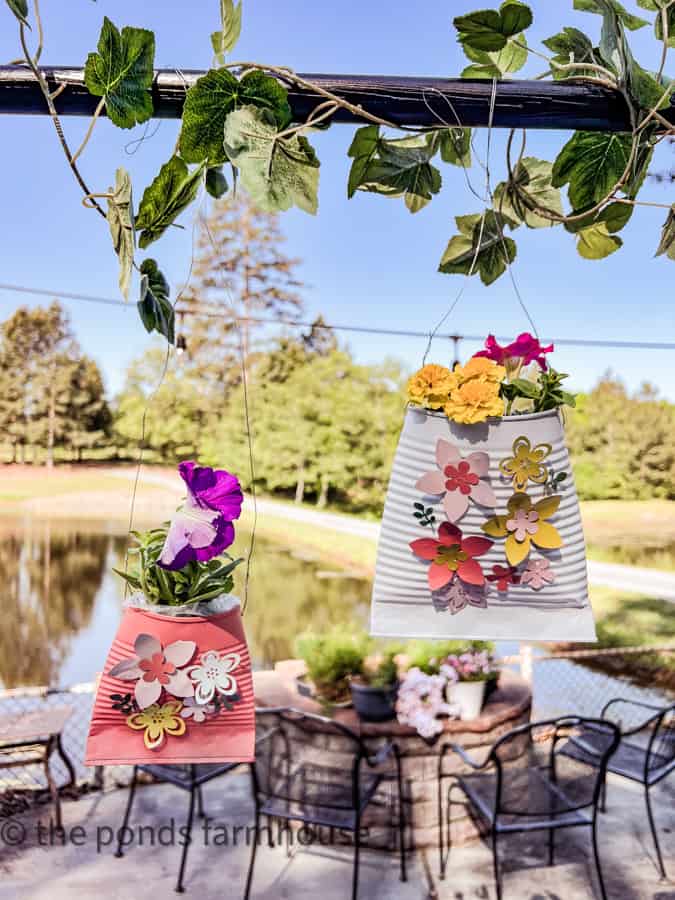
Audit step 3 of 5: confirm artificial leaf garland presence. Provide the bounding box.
[106,167,135,301]
[135,155,205,249]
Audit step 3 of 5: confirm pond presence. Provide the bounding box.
[0,515,371,690]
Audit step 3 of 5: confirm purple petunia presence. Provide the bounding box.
[158,462,243,571]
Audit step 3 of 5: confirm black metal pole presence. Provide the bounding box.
[1,65,673,131]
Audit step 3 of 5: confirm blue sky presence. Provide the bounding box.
[0,0,673,399]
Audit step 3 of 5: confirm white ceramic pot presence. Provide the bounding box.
[370,407,596,641]
[447,680,487,721]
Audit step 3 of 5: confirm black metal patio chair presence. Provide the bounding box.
[558,697,675,880]
[438,716,620,900]
[114,761,239,893]
[245,707,407,900]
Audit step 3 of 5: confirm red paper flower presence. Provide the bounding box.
[140,653,176,685]
[474,332,554,371]
[410,522,493,591]
[486,564,521,592]
[444,461,480,495]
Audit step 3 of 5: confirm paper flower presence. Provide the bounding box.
[522,558,556,590]
[159,461,243,571]
[108,633,196,709]
[486,564,521,592]
[443,357,505,425]
[395,667,456,738]
[126,700,186,750]
[499,436,552,491]
[415,438,496,522]
[180,697,215,722]
[474,333,553,374]
[187,650,240,704]
[406,364,457,409]
[432,580,488,615]
[482,493,562,567]
[410,521,493,590]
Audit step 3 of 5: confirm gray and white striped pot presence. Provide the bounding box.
[370,406,596,641]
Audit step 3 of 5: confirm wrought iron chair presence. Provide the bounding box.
[114,761,238,893]
[438,716,620,900]
[245,707,407,900]
[558,698,675,880]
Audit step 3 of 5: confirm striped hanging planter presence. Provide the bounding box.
[370,343,596,641]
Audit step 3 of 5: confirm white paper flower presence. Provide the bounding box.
[188,650,240,704]
[180,697,215,723]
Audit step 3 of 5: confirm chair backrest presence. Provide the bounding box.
[488,716,620,818]
[603,699,675,776]
[645,703,675,772]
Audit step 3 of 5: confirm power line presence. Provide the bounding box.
[1,281,675,351]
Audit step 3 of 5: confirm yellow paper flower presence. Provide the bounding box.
[127,700,186,750]
[407,364,457,409]
[499,436,552,491]
[482,492,562,566]
[444,378,504,425]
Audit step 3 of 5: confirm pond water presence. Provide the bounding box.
[0,516,371,690]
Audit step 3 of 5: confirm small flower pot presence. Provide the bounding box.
[295,674,353,709]
[446,680,486,721]
[349,679,398,722]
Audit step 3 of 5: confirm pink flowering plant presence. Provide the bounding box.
[440,649,498,684]
[395,668,456,739]
[114,462,245,606]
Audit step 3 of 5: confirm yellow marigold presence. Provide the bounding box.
[444,379,504,425]
[458,356,506,383]
[407,364,457,409]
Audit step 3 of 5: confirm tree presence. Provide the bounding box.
[65,356,113,459]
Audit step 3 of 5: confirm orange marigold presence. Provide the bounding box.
[407,364,457,409]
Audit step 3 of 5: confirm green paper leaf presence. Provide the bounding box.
[574,0,648,31]
[137,259,175,344]
[439,210,517,286]
[656,205,675,260]
[106,167,135,300]
[178,68,292,166]
[551,131,632,209]
[211,0,243,59]
[6,0,29,26]
[454,3,532,53]
[493,156,562,228]
[438,128,472,167]
[205,165,229,198]
[576,222,623,259]
[224,106,320,214]
[84,17,155,129]
[347,124,380,198]
[462,32,528,76]
[135,155,205,249]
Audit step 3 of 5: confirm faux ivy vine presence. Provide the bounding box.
[5,0,674,344]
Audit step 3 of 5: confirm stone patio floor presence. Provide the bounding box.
[0,770,673,900]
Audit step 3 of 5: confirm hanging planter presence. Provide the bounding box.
[85,462,255,766]
[371,334,596,642]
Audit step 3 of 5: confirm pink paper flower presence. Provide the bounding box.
[432,580,487,615]
[486,564,521,592]
[506,507,539,542]
[410,521,493,591]
[521,558,556,590]
[415,438,496,522]
[109,633,196,709]
[474,333,553,372]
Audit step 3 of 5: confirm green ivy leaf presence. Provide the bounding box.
[551,131,632,209]
[454,3,533,52]
[178,68,292,165]
[224,106,320,214]
[349,133,442,213]
[205,165,229,199]
[654,5,675,48]
[543,27,601,79]
[135,155,205,249]
[211,0,243,60]
[439,210,517,285]
[656,205,675,259]
[576,222,623,259]
[137,259,175,344]
[347,125,380,198]
[564,201,633,234]
[493,156,562,228]
[6,0,29,26]
[84,17,155,129]
[462,31,529,75]
[106,167,135,300]
[574,0,648,31]
[438,128,472,167]
[624,135,656,198]
[630,62,673,108]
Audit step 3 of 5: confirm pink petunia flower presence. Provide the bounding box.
[410,522,493,591]
[521,558,556,590]
[474,332,554,372]
[415,439,496,522]
[109,633,196,709]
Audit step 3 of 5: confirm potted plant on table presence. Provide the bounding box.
[349,648,401,722]
[441,649,499,720]
[294,627,370,707]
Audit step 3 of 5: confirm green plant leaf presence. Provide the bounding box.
[84,17,155,129]
[135,155,205,249]
[347,124,380,198]
[656,205,675,259]
[576,222,623,258]
[510,377,541,398]
[551,131,632,209]
[438,128,472,167]
[211,0,243,60]
[565,200,633,234]
[462,32,528,75]
[654,5,675,47]
[439,210,517,285]
[348,132,442,213]
[137,259,175,344]
[178,68,292,165]
[493,156,562,227]
[205,165,229,198]
[224,105,320,214]
[6,0,29,26]
[454,3,533,53]
[630,62,674,108]
[106,167,135,300]
[574,0,648,31]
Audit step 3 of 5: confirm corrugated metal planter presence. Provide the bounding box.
[370,407,596,641]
